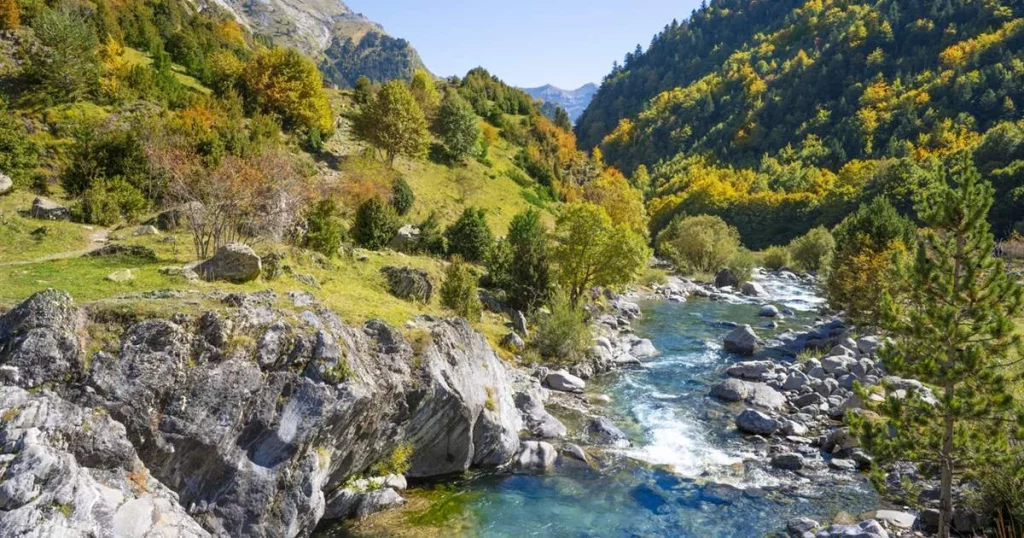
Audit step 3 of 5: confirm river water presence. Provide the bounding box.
[454,274,880,537]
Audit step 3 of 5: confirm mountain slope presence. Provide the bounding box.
[523,83,599,124]
[213,0,427,87]
[575,0,1024,248]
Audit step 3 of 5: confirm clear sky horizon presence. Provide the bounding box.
[345,0,702,89]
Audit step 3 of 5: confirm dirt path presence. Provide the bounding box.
[0,227,111,268]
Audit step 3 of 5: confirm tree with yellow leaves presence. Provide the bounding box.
[242,47,334,138]
[0,0,19,30]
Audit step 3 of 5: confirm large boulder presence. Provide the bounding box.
[0,172,12,195]
[586,416,629,446]
[0,387,209,538]
[515,391,567,439]
[388,225,420,252]
[740,281,765,297]
[726,359,775,380]
[515,441,557,472]
[196,243,262,283]
[723,325,760,356]
[735,409,780,435]
[545,370,586,393]
[714,268,739,288]
[404,319,522,476]
[709,378,749,402]
[323,484,406,520]
[380,266,433,302]
[29,197,70,220]
[0,289,82,388]
[153,202,203,231]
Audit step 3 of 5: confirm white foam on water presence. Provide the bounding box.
[621,403,741,477]
[756,272,824,312]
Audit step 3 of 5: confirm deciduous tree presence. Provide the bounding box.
[355,80,429,166]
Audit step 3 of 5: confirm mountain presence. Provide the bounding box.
[577,0,1024,248]
[522,83,599,124]
[212,0,427,87]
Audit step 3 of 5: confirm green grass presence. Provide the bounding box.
[0,191,94,264]
[123,47,210,94]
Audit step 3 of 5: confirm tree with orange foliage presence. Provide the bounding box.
[0,0,20,30]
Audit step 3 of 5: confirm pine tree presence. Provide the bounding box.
[849,156,1024,538]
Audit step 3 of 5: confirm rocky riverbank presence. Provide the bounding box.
[0,288,562,537]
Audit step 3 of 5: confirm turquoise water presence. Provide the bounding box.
[460,277,881,537]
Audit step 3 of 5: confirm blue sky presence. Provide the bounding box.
[345,0,702,89]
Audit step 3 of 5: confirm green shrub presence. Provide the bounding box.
[72,177,147,225]
[761,245,791,271]
[440,257,481,321]
[0,103,39,186]
[304,198,345,257]
[788,226,836,272]
[728,248,757,285]
[370,442,413,477]
[532,290,591,365]
[417,211,446,255]
[391,177,415,216]
[655,214,740,274]
[445,207,493,263]
[353,198,400,250]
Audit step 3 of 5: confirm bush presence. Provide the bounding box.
[532,290,591,365]
[73,177,147,225]
[353,198,400,250]
[788,226,836,272]
[655,214,740,274]
[728,248,757,285]
[445,207,493,263]
[761,245,791,271]
[417,211,446,255]
[0,104,39,186]
[304,198,345,257]
[391,177,415,216]
[440,257,481,321]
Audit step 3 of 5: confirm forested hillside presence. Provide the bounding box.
[577,0,1024,248]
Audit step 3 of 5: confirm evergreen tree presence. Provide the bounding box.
[353,76,373,105]
[304,198,345,257]
[488,208,551,312]
[390,177,415,216]
[353,197,400,250]
[553,107,572,131]
[27,4,100,102]
[445,207,493,263]
[849,157,1024,538]
[440,256,481,321]
[433,91,480,163]
[355,80,429,167]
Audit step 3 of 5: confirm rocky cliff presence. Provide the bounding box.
[0,289,545,537]
[522,83,599,124]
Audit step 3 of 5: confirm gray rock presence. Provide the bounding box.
[856,336,881,356]
[105,268,135,282]
[735,409,780,435]
[0,289,82,388]
[196,243,262,283]
[514,392,567,439]
[512,310,529,337]
[587,417,629,446]
[714,268,738,288]
[724,325,760,356]
[560,443,588,464]
[630,338,658,359]
[770,453,805,470]
[702,482,744,504]
[515,441,557,472]
[545,370,586,393]
[871,510,915,529]
[710,378,749,402]
[0,386,209,538]
[611,297,641,319]
[501,332,525,352]
[324,487,405,520]
[726,359,774,380]
[759,305,780,318]
[787,517,820,534]
[86,244,158,262]
[828,458,857,471]
[380,266,433,302]
[746,383,787,410]
[406,319,522,476]
[388,224,420,252]
[133,224,161,236]
[783,371,809,390]
[0,173,12,195]
[740,281,766,297]
[30,197,70,220]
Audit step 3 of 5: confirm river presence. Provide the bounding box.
[333,274,882,537]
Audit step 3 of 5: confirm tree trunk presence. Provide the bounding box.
[938,406,954,538]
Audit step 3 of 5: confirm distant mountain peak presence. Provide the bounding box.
[521,83,599,124]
